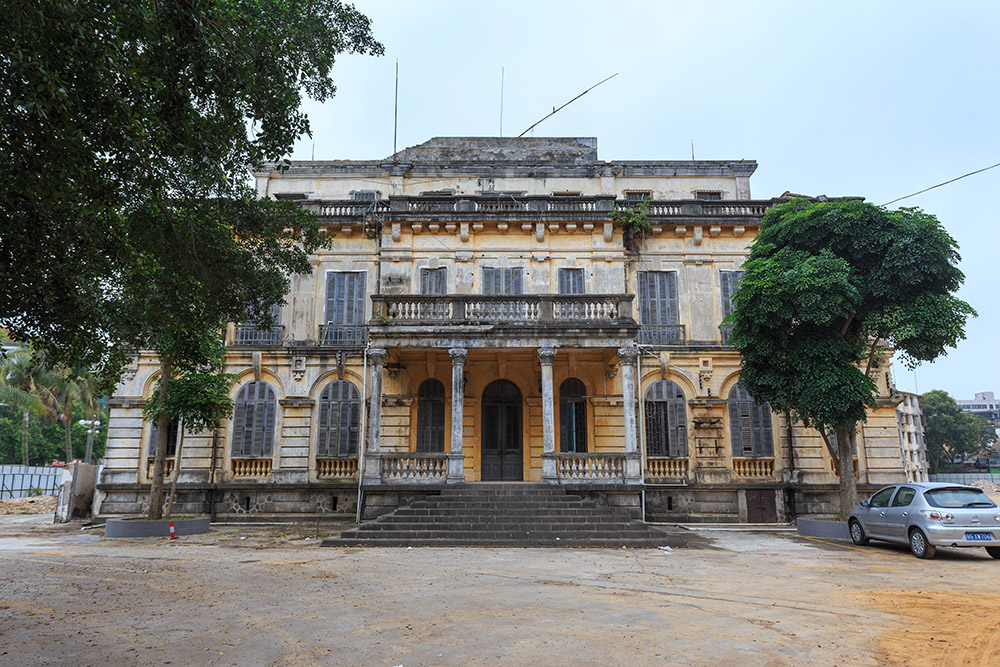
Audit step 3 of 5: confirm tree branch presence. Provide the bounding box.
[863,337,880,378]
[840,314,855,338]
[819,427,840,476]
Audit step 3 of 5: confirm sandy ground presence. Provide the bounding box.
[1,517,999,666]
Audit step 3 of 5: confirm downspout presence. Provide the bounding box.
[355,343,370,524]
[637,350,645,521]
[209,427,219,521]
[785,409,796,520]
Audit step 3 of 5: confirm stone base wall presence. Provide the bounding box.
[95,483,359,519]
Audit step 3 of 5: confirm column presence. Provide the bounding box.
[539,347,558,483]
[447,348,467,483]
[362,348,386,484]
[618,345,642,484]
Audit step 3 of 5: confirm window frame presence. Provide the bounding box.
[316,380,362,458]
[230,381,277,458]
[644,380,688,458]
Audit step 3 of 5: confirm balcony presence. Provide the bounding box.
[372,294,634,325]
[318,324,368,350]
[638,324,686,347]
[233,324,283,346]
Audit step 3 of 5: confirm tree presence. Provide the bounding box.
[729,199,975,516]
[0,345,52,465]
[1,0,383,391]
[920,390,994,472]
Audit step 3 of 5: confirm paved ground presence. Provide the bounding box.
[1,516,999,666]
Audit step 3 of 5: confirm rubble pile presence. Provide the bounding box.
[0,495,57,515]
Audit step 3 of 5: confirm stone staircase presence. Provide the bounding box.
[322,483,685,548]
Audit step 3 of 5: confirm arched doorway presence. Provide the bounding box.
[481,379,523,481]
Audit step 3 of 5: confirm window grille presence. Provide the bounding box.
[350,190,380,201]
[415,379,446,452]
[644,380,688,457]
[231,381,277,458]
[695,191,723,200]
[316,381,361,457]
[728,383,774,457]
[482,267,523,295]
[559,378,588,453]
[624,190,652,203]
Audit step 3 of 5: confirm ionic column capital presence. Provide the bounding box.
[537,347,557,366]
[368,348,387,364]
[449,347,468,365]
[617,345,639,364]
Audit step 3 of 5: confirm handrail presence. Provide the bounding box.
[371,294,635,324]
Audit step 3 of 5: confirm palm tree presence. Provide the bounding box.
[40,365,99,463]
[0,343,53,465]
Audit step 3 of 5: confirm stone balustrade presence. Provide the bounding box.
[646,457,688,479]
[372,294,634,325]
[316,457,359,479]
[318,324,368,349]
[379,452,448,482]
[639,324,686,346]
[732,457,775,478]
[146,458,174,479]
[231,458,273,478]
[555,453,625,482]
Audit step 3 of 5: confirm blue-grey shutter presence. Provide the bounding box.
[638,272,678,325]
[231,382,276,457]
[482,268,500,295]
[558,268,584,294]
[505,268,522,295]
[421,268,447,295]
[318,381,360,457]
[326,272,366,325]
[728,384,773,457]
[721,270,744,318]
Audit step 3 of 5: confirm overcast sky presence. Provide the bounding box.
[288,0,998,400]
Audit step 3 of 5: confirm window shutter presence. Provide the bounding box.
[559,268,584,294]
[421,267,447,295]
[665,272,679,325]
[482,268,499,294]
[638,272,678,325]
[721,270,744,318]
[506,268,522,295]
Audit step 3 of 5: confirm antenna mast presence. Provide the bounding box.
[517,73,618,138]
[499,67,504,137]
[393,59,399,155]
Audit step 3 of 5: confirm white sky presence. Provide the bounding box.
[288,0,999,400]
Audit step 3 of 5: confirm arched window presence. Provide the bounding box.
[728,383,774,457]
[317,380,361,457]
[560,378,587,453]
[644,380,687,457]
[415,379,446,452]
[148,420,179,458]
[231,381,277,457]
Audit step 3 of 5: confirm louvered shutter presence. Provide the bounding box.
[638,271,678,325]
[665,272,679,325]
[505,268,522,295]
[721,270,744,317]
[420,267,447,295]
[558,268,584,294]
[482,268,500,294]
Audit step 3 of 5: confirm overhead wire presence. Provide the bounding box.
[881,161,1000,206]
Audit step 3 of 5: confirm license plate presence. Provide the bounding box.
[965,532,993,541]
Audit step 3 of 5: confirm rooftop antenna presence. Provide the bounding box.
[691,140,695,161]
[517,73,618,138]
[311,141,315,161]
[499,67,504,137]
[393,59,399,155]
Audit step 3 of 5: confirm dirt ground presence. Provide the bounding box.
[1,516,999,666]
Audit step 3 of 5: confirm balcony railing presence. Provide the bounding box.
[233,324,283,346]
[720,323,735,346]
[146,458,174,479]
[639,325,686,346]
[379,452,448,482]
[231,458,273,478]
[317,457,359,479]
[371,294,634,325]
[646,457,688,479]
[318,325,368,349]
[556,453,625,482]
[732,457,774,478]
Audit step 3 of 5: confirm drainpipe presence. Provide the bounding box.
[637,350,645,521]
[356,343,370,524]
[785,409,796,520]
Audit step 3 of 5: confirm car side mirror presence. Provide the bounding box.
[860,500,869,508]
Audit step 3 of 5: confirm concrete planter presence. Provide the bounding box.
[104,516,211,538]
[796,517,850,540]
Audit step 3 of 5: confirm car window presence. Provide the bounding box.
[890,487,916,507]
[924,487,998,509]
[868,487,895,508]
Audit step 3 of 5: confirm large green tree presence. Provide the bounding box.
[1,0,383,390]
[920,390,994,472]
[729,199,975,516]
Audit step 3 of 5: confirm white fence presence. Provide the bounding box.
[0,464,62,499]
[929,473,1000,485]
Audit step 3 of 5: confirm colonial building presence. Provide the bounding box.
[95,137,907,522]
[896,391,929,482]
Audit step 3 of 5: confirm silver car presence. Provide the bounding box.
[847,482,1000,559]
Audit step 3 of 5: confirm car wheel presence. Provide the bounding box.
[849,519,869,546]
[909,528,936,559]
[986,547,1000,560]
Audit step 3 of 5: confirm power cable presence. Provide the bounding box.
[881,161,1000,206]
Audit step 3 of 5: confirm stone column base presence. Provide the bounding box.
[362,453,382,485]
[541,452,558,484]
[446,452,466,484]
[624,452,643,485]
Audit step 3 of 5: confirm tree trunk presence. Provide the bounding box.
[835,425,859,518]
[21,408,30,466]
[63,396,73,462]
[165,424,185,520]
[147,348,177,520]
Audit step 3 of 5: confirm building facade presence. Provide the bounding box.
[896,391,929,482]
[957,391,1000,429]
[95,137,907,522]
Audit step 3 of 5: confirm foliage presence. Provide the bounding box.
[729,199,975,514]
[920,390,994,472]
[143,338,237,434]
[0,0,383,392]
[612,197,652,253]
[0,401,108,465]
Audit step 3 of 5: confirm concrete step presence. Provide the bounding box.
[323,536,681,548]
